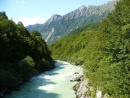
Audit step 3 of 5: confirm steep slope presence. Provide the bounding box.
[27,1,116,44]
[50,0,130,97]
[49,22,100,63]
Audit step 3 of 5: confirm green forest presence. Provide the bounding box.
[0,12,54,93]
[50,0,130,97]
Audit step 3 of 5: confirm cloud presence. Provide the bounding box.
[18,16,47,26]
[15,0,27,4]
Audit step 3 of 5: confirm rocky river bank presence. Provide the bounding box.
[73,75,110,98]
[73,75,89,98]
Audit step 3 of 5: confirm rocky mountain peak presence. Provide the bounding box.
[46,14,62,24]
[51,14,62,19]
[62,5,88,20]
[27,0,116,44]
[78,5,87,11]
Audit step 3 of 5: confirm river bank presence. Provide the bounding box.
[73,76,88,98]
[4,60,83,98]
[73,76,110,98]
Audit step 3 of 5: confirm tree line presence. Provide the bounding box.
[0,12,55,93]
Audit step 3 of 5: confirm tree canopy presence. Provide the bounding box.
[0,12,54,92]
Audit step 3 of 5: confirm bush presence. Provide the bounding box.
[18,56,36,81]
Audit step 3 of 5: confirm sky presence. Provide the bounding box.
[0,0,114,26]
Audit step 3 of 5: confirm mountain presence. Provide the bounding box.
[27,1,116,44]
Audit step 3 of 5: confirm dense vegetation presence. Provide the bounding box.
[0,12,54,93]
[50,0,130,97]
[50,22,100,64]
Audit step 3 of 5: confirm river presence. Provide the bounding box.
[5,60,83,98]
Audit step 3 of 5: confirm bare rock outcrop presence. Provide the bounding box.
[73,76,110,98]
[73,76,89,98]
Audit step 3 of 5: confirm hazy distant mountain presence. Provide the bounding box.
[27,1,116,44]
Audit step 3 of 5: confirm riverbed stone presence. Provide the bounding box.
[70,72,83,81]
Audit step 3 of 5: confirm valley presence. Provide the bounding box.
[1,0,130,98]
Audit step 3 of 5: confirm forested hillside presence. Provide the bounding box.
[50,22,100,64]
[0,12,54,93]
[50,0,130,97]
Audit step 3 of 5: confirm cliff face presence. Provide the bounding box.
[27,1,116,44]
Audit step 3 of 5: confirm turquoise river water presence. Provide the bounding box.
[5,60,83,98]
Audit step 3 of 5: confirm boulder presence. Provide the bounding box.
[70,72,83,82]
[73,77,89,98]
